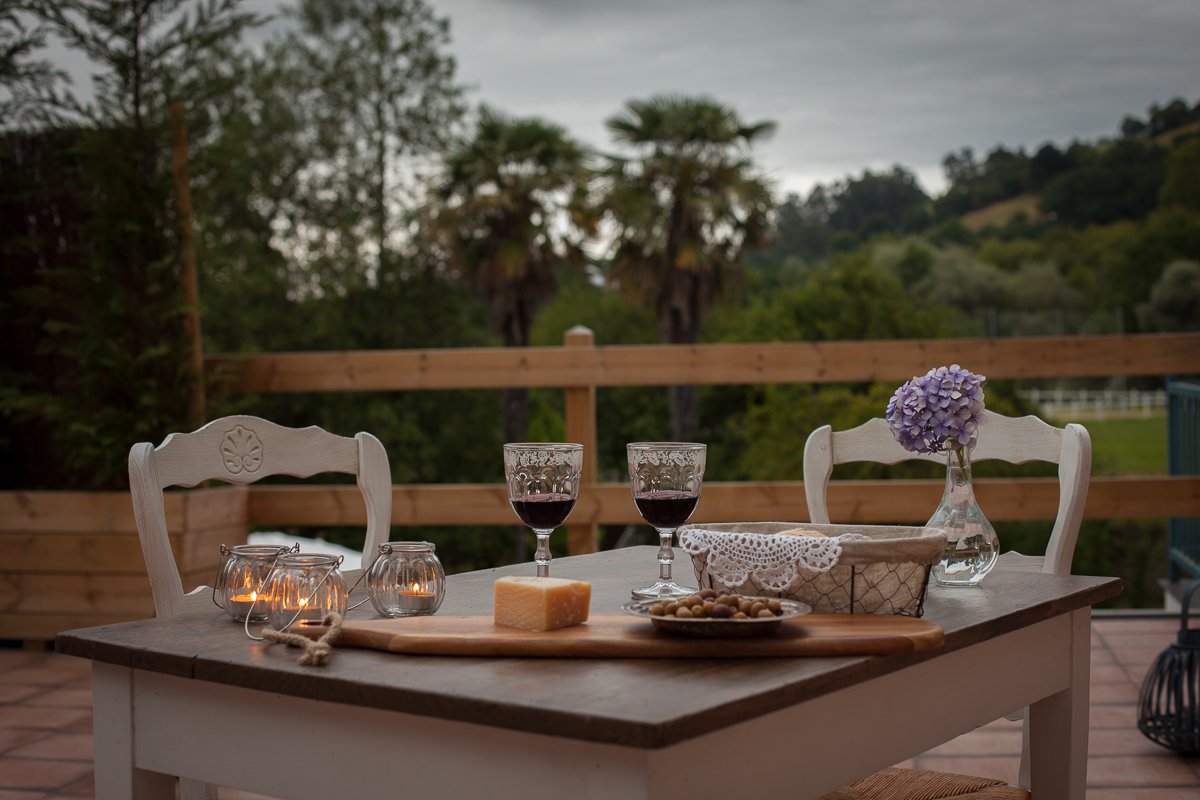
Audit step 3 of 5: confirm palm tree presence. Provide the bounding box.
[430,106,594,444]
[601,94,776,441]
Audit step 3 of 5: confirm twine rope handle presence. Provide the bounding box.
[262,612,344,666]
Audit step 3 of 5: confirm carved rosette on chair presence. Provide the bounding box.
[928,448,999,587]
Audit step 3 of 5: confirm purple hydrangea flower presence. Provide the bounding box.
[885,364,986,455]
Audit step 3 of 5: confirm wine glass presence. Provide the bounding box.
[627,442,706,600]
[503,443,583,577]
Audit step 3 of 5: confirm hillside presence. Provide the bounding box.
[960,193,1042,233]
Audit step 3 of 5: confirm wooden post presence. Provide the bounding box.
[169,100,206,428]
[564,326,599,554]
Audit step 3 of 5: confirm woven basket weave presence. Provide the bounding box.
[680,522,946,617]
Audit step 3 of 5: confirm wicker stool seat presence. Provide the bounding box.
[821,767,1030,800]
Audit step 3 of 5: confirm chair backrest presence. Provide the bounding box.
[802,409,1091,575]
[128,415,392,617]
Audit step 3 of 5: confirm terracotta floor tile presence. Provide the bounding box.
[23,692,90,711]
[53,772,91,797]
[1093,663,1140,685]
[1117,649,1169,671]
[0,790,49,800]
[909,756,1019,785]
[979,716,1023,731]
[33,658,88,679]
[1092,704,1140,729]
[56,716,89,736]
[0,652,42,670]
[1087,755,1200,785]
[0,757,91,791]
[1089,728,1185,758]
[1092,649,1119,667]
[0,671,67,690]
[0,709,88,732]
[1104,633,1189,650]
[922,729,1023,757]
[220,791,286,799]
[1092,681,1142,705]
[1095,618,1181,635]
[8,735,92,762]
[0,689,42,706]
[1088,790,1200,799]
[0,731,47,757]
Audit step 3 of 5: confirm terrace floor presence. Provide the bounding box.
[0,616,1197,799]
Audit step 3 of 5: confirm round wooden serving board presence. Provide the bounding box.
[313,613,944,658]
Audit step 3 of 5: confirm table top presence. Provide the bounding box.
[56,546,1121,749]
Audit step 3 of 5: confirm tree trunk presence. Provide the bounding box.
[168,101,206,429]
[669,384,698,442]
[500,300,532,562]
[660,267,701,442]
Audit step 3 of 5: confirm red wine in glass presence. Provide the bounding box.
[634,491,698,529]
[503,443,583,578]
[627,442,706,600]
[510,493,576,530]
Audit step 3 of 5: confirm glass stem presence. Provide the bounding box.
[657,529,675,581]
[534,529,552,578]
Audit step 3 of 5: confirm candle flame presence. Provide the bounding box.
[409,581,420,592]
[299,596,309,607]
[250,591,257,602]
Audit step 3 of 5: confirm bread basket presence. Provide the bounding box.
[678,522,946,616]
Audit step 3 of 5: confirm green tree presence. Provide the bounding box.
[276,0,465,290]
[824,166,929,236]
[1159,138,1200,212]
[0,1,63,128]
[601,94,775,440]
[1039,139,1166,227]
[1137,259,1200,332]
[429,106,594,443]
[1,0,262,488]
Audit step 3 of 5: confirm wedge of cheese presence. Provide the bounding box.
[493,576,591,632]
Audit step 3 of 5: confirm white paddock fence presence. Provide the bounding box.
[1022,388,1168,421]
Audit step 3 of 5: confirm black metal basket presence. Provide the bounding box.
[1137,580,1200,755]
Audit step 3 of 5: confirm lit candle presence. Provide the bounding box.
[398,581,437,612]
[227,590,269,621]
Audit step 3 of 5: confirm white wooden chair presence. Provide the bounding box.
[129,415,393,618]
[803,409,1091,799]
[127,416,392,800]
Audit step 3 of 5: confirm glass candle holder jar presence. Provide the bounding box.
[262,553,348,631]
[215,543,296,622]
[367,542,445,617]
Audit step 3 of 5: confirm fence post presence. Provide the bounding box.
[564,325,599,554]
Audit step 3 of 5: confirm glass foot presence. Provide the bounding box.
[631,579,696,601]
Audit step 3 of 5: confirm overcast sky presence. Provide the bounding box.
[419,0,1200,197]
[43,0,1200,199]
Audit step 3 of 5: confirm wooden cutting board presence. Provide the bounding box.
[313,614,943,658]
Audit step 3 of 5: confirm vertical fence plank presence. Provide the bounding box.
[564,326,599,554]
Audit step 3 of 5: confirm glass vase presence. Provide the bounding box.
[928,448,998,587]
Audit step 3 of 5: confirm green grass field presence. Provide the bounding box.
[1082,416,1168,475]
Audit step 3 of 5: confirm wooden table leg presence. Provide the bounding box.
[92,663,175,800]
[1027,607,1091,799]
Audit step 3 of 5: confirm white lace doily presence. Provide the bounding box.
[678,528,867,591]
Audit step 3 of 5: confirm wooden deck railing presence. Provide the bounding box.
[208,331,1200,554]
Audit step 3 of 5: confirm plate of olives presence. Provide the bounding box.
[621,590,811,638]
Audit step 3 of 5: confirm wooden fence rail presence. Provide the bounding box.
[207,330,1200,553]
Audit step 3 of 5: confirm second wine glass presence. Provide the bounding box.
[503,443,583,577]
[627,442,706,600]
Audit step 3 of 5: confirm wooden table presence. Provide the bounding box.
[57,547,1121,800]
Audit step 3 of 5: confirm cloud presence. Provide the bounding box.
[430,0,1200,195]
[32,0,1200,198]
